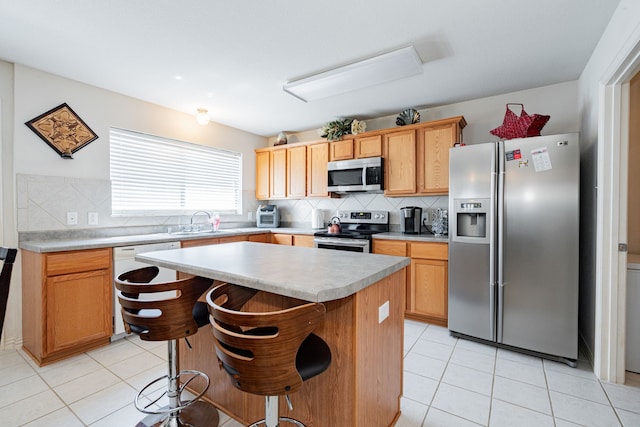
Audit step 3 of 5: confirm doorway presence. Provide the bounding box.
[625,71,640,384]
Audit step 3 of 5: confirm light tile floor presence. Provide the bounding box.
[1,320,639,426]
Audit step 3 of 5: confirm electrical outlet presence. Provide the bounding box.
[248,211,254,220]
[66,212,78,225]
[378,301,389,324]
[88,212,99,225]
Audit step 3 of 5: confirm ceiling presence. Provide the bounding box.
[0,1,621,137]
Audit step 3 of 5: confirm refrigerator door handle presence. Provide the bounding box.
[497,141,505,343]
[489,145,498,341]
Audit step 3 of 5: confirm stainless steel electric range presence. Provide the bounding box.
[313,210,389,253]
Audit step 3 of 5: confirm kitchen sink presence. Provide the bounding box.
[167,225,226,235]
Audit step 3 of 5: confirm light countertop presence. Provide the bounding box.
[136,241,410,302]
[19,227,448,253]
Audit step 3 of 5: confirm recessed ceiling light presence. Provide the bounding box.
[283,46,423,102]
[175,75,183,81]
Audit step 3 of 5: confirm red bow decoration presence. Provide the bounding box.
[490,103,550,139]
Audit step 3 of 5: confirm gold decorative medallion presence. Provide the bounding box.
[25,103,98,159]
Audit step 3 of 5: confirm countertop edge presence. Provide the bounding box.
[19,228,448,253]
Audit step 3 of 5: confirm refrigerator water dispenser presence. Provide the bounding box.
[451,198,490,244]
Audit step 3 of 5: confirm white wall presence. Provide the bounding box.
[577,0,640,379]
[1,63,267,349]
[272,81,578,147]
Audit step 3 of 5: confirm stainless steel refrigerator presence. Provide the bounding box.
[448,133,579,364]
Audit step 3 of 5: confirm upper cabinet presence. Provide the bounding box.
[329,139,354,161]
[269,147,287,199]
[417,121,464,194]
[287,145,307,198]
[354,135,382,158]
[384,129,417,195]
[256,141,330,200]
[307,142,329,197]
[255,116,465,200]
[384,116,466,197]
[255,150,270,200]
[329,135,382,161]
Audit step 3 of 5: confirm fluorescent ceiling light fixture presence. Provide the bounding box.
[283,46,423,102]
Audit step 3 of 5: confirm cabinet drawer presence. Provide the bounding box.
[409,242,447,260]
[46,248,111,276]
[373,240,407,256]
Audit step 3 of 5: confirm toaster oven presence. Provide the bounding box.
[256,204,279,228]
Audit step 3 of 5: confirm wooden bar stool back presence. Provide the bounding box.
[207,283,331,427]
[0,247,18,338]
[116,267,218,427]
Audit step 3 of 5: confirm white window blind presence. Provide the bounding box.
[110,128,242,216]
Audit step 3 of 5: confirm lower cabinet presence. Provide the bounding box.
[270,233,314,247]
[373,239,448,326]
[22,248,113,365]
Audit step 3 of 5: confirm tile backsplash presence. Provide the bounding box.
[16,174,258,232]
[16,173,447,233]
[269,193,448,230]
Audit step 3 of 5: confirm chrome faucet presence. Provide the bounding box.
[190,211,212,225]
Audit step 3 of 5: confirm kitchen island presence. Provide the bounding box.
[136,242,409,427]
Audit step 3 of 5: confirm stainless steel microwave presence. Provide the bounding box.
[327,157,384,193]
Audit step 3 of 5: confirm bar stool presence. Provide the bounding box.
[116,267,218,427]
[0,247,18,337]
[206,283,331,427]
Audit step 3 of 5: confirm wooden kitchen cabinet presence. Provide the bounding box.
[408,242,448,326]
[270,233,313,247]
[270,148,287,199]
[271,233,293,245]
[417,120,464,195]
[354,135,382,158]
[255,150,270,200]
[374,239,448,326]
[248,233,270,243]
[293,234,314,247]
[287,145,307,198]
[306,142,329,197]
[329,139,354,161]
[384,129,417,195]
[22,248,113,365]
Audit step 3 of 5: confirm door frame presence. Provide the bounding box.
[596,37,640,382]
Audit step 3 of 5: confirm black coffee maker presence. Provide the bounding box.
[400,206,422,234]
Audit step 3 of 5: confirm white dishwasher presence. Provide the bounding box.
[112,241,180,340]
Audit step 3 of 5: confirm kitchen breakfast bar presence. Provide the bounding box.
[136,241,410,427]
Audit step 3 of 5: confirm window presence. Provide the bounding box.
[110,128,242,216]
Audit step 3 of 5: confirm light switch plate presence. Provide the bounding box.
[378,300,389,324]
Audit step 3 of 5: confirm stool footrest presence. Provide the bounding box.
[135,370,210,415]
[248,418,305,427]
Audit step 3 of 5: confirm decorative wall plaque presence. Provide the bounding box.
[25,103,98,159]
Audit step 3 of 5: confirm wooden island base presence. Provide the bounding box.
[179,269,405,427]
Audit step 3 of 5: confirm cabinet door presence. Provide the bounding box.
[410,259,448,322]
[287,145,307,199]
[45,269,112,355]
[307,143,329,197]
[255,150,270,200]
[417,124,459,194]
[383,130,416,195]
[355,135,382,158]
[329,140,354,161]
[270,148,287,199]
